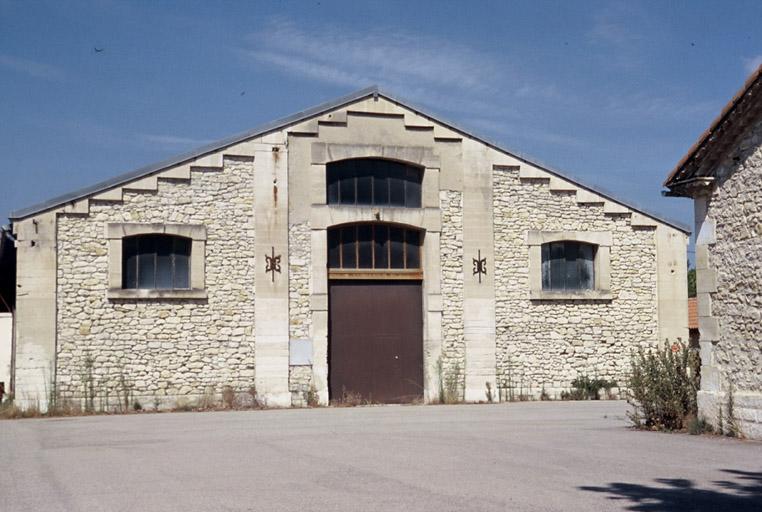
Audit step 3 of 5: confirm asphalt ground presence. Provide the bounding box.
[2,400,760,511]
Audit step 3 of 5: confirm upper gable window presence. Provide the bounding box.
[327,158,422,208]
[123,234,191,290]
[541,241,595,291]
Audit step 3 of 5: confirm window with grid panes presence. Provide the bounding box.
[122,235,191,289]
[327,224,422,270]
[326,158,422,208]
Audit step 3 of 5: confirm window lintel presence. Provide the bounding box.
[106,222,206,241]
[526,230,611,247]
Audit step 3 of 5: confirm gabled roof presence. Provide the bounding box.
[10,86,690,233]
[664,64,762,195]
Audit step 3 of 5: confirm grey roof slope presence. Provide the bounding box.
[10,86,690,233]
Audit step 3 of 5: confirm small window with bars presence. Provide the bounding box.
[328,224,422,271]
[122,235,191,290]
[541,241,595,291]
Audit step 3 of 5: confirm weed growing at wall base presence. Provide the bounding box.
[561,376,618,400]
[626,343,700,431]
[436,357,464,404]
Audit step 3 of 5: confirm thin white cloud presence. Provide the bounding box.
[246,50,367,89]
[589,18,641,47]
[586,2,652,72]
[603,93,717,121]
[464,117,587,149]
[588,2,646,47]
[0,54,66,81]
[244,20,498,94]
[743,55,762,74]
[237,17,706,157]
[238,19,561,116]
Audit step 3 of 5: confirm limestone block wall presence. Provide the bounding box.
[493,168,659,397]
[288,222,311,341]
[699,117,762,438]
[287,222,313,406]
[289,365,313,407]
[440,190,465,395]
[55,157,256,408]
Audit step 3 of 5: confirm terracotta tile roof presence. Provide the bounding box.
[664,64,762,192]
[688,297,698,330]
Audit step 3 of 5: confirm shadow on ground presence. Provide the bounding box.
[580,469,762,511]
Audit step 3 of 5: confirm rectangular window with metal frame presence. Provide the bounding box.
[122,234,191,290]
[326,159,422,208]
[541,241,595,291]
[327,224,422,271]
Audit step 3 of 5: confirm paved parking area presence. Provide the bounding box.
[1,401,760,511]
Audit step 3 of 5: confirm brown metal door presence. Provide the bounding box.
[329,280,423,403]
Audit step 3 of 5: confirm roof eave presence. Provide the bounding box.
[664,64,762,189]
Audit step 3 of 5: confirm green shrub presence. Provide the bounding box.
[561,375,617,400]
[627,343,699,430]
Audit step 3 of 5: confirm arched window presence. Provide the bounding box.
[122,234,191,289]
[541,241,595,291]
[327,158,422,208]
[328,224,421,271]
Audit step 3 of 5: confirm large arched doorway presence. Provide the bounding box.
[327,222,424,403]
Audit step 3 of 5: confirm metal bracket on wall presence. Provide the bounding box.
[265,246,281,283]
[473,250,487,283]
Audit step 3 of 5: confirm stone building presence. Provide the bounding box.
[664,65,762,439]
[0,226,14,401]
[7,87,688,410]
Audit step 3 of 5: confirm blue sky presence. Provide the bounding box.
[1,1,761,243]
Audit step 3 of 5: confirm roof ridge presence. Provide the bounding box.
[10,85,690,233]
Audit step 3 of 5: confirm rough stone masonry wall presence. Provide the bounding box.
[493,169,658,398]
[56,157,256,409]
[289,365,313,407]
[288,221,313,406]
[707,117,762,396]
[440,190,465,396]
[288,222,311,341]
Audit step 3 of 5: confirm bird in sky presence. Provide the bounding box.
[94,47,104,53]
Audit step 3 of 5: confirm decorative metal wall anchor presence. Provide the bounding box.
[473,250,487,283]
[265,246,281,282]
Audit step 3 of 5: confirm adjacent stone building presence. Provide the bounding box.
[664,65,762,439]
[7,87,688,411]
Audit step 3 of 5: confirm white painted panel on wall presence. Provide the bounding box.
[290,339,313,365]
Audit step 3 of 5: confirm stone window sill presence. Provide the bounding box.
[107,288,208,300]
[530,289,613,301]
